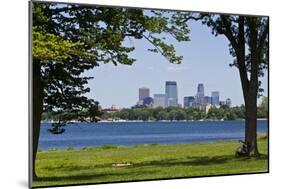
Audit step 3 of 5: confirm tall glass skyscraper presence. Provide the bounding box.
[196,83,204,104]
[165,81,178,107]
[211,91,220,105]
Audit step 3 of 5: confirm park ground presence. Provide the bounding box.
[33,138,268,187]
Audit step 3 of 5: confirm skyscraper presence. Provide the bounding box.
[153,94,166,108]
[226,98,232,107]
[184,96,195,108]
[139,88,150,101]
[165,81,178,107]
[196,83,204,105]
[211,91,220,105]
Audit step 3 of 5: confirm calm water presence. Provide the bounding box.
[38,120,268,150]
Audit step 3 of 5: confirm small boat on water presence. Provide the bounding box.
[48,123,65,134]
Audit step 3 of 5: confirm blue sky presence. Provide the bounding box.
[86,20,268,109]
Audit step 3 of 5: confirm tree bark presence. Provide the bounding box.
[244,90,259,155]
[238,60,259,156]
[235,16,260,156]
[32,60,44,180]
[246,17,260,156]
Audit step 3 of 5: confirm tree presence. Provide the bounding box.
[224,109,238,120]
[183,14,269,155]
[207,107,224,120]
[258,96,268,118]
[168,109,178,120]
[156,110,169,120]
[31,2,190,179]
[175,109,186,120]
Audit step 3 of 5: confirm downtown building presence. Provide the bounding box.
[139,87,150,101]
[211,91,220,105]
[203,96,212,104]
[195,83,205,105]
[183,96,195,108]
[226,98,232,107]
[153,94,166,108]
[165,81,178,107]
[193,84,222,112]
[136,87,154,107]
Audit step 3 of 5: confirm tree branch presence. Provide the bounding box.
[141,34,169,61]
[220,15,239,51]
[257,18,269,51]
[181,14,206,22]
[247,17,259,95]
[237,16,249,98]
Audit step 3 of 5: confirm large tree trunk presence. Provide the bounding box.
[238,58,260,156]
[238,67,259,156]
[32,60,44,180]
[244,90,259,156]
[245,17,260,156]
[236,16,260,156]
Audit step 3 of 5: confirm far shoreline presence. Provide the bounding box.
[41,118,268,124]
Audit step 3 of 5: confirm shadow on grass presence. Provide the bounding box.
[36,170,155,183]
[42,165,98,172]
[40,154,269,172]
[35,154,268,184]
[133,154,268,168]
[41,163,121,172]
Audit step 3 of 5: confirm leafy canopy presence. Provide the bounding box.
[32,2,191,122]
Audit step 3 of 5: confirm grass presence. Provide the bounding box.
[33,139,268,187]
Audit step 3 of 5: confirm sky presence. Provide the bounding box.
[86,19,268,109]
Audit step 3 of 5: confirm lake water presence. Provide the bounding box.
[38,120,268,150]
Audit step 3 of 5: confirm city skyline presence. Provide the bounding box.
[86,20,268,109]
[135,82,232,109]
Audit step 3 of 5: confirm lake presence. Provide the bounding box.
[38,120,268,150]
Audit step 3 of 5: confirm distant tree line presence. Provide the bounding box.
[42,97,268,121]
[101,97,268,121]
[103,106,240,121]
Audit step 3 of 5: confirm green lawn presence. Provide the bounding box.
[33,139,268,187]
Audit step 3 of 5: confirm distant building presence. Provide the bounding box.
[196,83,204,105]
[203,96,212,104]
[153,94,166,108]
[219,101,226,106]
[139,88,150,101]
[211,91,220,105]
[205,104,213,113]
[165,81,178,107]
[102,105,119,113]
[111,104,118,110]
[137,100,143,105]
[184,96,195,108]
[226,98,232,107]
[143,97,154,106]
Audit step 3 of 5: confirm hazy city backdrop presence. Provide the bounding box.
[86,17,268,109]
